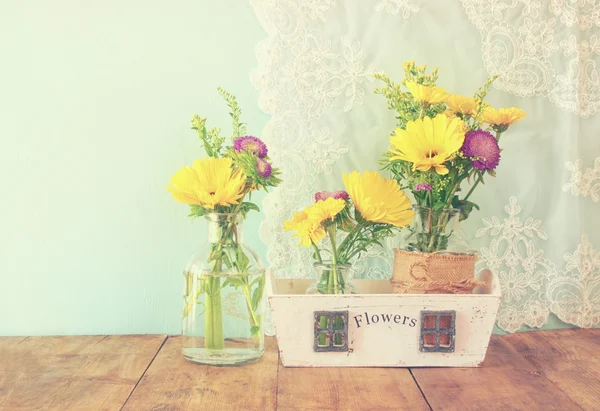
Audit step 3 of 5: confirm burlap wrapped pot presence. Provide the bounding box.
[391,249,482,294]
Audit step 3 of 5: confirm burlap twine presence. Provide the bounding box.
[391,249,484,294]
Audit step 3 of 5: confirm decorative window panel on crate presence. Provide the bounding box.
[313,311,349,352]
[420,311,456,353]
[267,270,500,367]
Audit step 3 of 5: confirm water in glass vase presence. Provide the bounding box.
[181,213,266,366]
[182,270,265,366]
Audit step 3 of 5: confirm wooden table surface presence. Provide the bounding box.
[1,329,598,410]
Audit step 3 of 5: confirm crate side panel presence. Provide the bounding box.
[269,294,500,367]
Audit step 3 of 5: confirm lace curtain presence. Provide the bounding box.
[250,0,600,333]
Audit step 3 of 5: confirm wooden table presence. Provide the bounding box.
[1,329,598,410]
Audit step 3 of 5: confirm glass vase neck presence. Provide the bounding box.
[313,261,352,271]
[404,205,467,253]
[205,212,245,244]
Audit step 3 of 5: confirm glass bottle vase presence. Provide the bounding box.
[306,262,357,295]
[182,213,266,366]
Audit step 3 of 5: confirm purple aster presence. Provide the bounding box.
[414,183,433,192]
[314,190,350,202]
[256,158,272,178]
[233,135,268,158]
[461,130,501,171]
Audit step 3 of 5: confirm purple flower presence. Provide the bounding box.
[461,130,501,171]
[233,136,268,158]
[314,190,350,202]
[256,158,272,178]
[414,183,433,192]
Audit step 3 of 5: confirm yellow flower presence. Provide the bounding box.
[167,157,246,209]
[390,114,465,175]
[483,107,527,127]
[405,81,448,104]
[445,94,478,115]
[343,171,414,227]
[283,210,326,247]
[283,198,345,247]
[306,197,346,223]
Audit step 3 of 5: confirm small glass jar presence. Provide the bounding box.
[403,205,472,254]
[306,262,357,295]
[181,213,266,366]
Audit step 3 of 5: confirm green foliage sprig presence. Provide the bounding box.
[217,87,247,139]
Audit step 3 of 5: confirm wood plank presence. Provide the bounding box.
[277,364,430,411]
[504,329,600,410]
[0,335,166,411]
[411,335,582,411]
[0,336,29,349]
[122,336,278,410]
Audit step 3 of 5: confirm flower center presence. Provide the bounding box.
[425,150,439,159]
[209,192,215,196]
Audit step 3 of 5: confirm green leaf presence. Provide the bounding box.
[188,205,206,218]
[453,198,480,221]
[432,201,446,211]
[239,202,260,216]
[251,276,265,311]
[235,246,250,273]
[226,277,244,289]
[250,326,260,336]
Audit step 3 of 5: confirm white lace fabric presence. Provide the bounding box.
[250,0,600,333]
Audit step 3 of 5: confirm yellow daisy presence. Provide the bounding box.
[167,157,246,209]
[305,197,346,223]
[445,94,478,115]
[342,171,414,227]
[405,81,448,104]
[483,107,527,127]
[283,210,326,248]
[390,114,465,175]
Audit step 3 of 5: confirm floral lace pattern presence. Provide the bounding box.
[375,0,420,18]
[251,0,600,334]
[461,0,600,118]
[548,235,600,328]
[476,197,554,332]
[476,197,600,331]
[563,158,600,203]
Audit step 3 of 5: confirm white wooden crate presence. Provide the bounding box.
[267,270,501,368]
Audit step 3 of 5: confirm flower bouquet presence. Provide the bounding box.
[375,62,526,293]
[167,88,281,365]
[284,171,414,295]
[283,171,413,348]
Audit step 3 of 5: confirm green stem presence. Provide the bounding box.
[205,274,224,350]
[328,226,339,295]
[312,243,323,264]
[463,173,483,202]
[241,284,262,345]
[203,203,246,351]
[445,181,462,209]
[336,222,365,262]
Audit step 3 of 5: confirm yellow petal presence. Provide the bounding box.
[343,171,414,227]
[167,157,247,208]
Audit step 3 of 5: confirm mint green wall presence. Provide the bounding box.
[0,1,574,336]
[0,1,268,335]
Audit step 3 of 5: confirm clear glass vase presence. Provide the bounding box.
[182,213,266,366]
[306,262,357,295]
[403,205,471,254]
